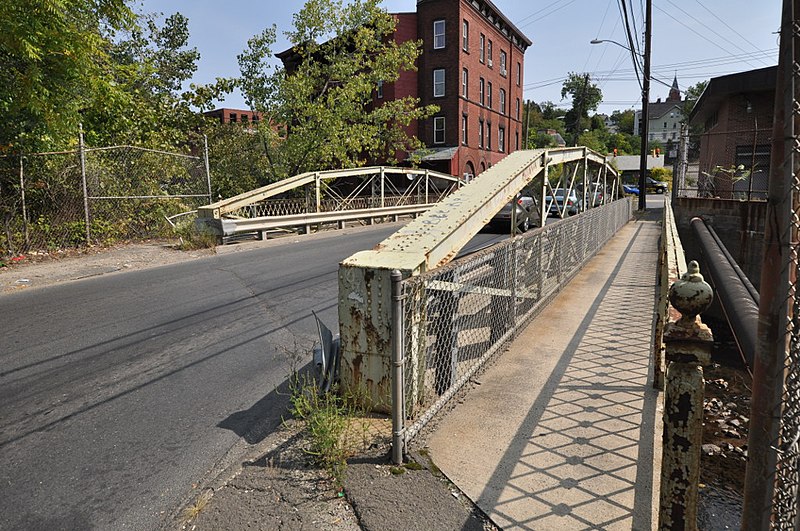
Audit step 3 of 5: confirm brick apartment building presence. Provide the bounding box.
[203,108,263,126]
[279,0,531,180]
[688,66,776,199]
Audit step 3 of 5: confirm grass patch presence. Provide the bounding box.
[173,219,217,250]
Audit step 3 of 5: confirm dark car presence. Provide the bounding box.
[492,194,537,232]
[646,177,669,194]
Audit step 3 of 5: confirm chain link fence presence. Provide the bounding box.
[396,198,632,446]
[0,140,210,257]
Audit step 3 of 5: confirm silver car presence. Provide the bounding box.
[492,194,538,232]
[548,188,580,217]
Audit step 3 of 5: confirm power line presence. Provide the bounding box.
[693,0,767,55]
[516,0,580,28]
[653,2,767,69]
[617,0,643,89]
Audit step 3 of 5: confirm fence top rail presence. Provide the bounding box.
[0,149,80,158]
[83,145,202,160]
[197,166,458,219]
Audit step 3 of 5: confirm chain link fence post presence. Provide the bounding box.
[78,124,91,245]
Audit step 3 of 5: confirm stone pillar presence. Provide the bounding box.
[658,260,714,531]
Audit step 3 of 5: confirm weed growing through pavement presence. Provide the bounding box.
[288,371,375,489]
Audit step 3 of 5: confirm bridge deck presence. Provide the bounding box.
[426,210,662,530]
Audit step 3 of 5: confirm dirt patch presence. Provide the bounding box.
[0,240,214,293]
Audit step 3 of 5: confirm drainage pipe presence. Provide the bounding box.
[690,217,758,370]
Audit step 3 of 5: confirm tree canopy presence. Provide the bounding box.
[237,0,437,180]
[560,72,603,144]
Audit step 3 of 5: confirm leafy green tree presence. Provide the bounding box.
[561,73,602,144]
[237,0,437,180]
[610,109,635,135]
[522,100,566,148]
[0,0,134,152]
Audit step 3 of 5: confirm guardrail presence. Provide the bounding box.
[194,166,461,240]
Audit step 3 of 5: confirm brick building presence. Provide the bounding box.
[688,66,776,199]
[280,0,531,180]
[203,108,263,126]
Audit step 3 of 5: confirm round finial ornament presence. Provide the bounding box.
[668,260,714,322]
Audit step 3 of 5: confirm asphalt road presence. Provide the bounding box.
[0,223,509,530]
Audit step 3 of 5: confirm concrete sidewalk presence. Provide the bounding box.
[427,217,663,530]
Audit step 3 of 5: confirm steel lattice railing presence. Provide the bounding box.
[395,198,632,447]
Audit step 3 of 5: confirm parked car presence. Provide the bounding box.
[623,184,640,196]
[492,194,538,232]
[577,183,606,207]
[646,177,669,194]
[548,188,580,217]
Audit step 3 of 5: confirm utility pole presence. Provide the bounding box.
[638,0,652,211]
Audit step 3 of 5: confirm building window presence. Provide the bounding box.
[515,98,520,120]
[479,33,485,63]
[672,132,677,139]
[487,40,493,67]
[515,130,519,150]
[462,68,468,98]
[663,121,667,128]
[487,82,493,109]
[433,68,445,97]
[230,113,237,123]
[462,20,469,51]
[462,115,468,145]
[478,119,484,147]
[377,80,383,99]
[486,122,492,150]
[242,114,249,123]
[500,50,507,76]
[433,20,445,49]
[479,77,485,105]
[499,89,506,114]
[516,62,521,86]
[252,114,259,123]
[434,116,445,144]
[499,127,505,152]
[662,132,667,140]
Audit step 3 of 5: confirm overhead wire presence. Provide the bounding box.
[652,2,766,69]
[693,0,767,56]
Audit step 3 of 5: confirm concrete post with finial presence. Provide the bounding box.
[658,260,714,530]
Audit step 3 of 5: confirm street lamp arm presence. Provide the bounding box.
[589,39,643,57]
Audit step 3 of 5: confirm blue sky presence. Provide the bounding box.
[134,0,781,114]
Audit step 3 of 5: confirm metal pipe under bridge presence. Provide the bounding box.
[336,147,622,409]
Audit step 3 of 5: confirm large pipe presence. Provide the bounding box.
[690,217,759,369]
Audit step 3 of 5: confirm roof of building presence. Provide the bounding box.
[418,0,532,49]
[610,155,664,171]
[688,65,777,126]
[647,100,683,121]
[417,146,458,161]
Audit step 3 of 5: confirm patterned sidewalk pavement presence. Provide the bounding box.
[426,217,662,530]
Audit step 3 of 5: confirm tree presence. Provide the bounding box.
[0,0,134,152]
[237,0,437,180]
[610,109,635,135]
[681,80,708,119]
[560,73,602,144]
[522,100,566,148]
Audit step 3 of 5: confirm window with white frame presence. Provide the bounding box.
[486,122,491,149]
[500,50,507,76]
[515,98,520,120]
[478,119,484,147]
[433,20,445,49]
[498,126,505,152]
[461,115,468,145]
[487,40,493,67]
[433,68,445,97]
[487,81,492,108]
[462,68,468,98]
[516,62,521,86]
[499,89,506,114]
[462,20,469,51]
[433,116,445,144]
[479,77,485,105]
[479,34,485,63]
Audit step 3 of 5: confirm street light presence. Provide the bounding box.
[590,2,652,212]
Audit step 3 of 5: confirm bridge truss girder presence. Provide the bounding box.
[338,147,620,408]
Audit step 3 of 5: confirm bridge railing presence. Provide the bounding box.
[195,166,461,239]
[391,198,632,453]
